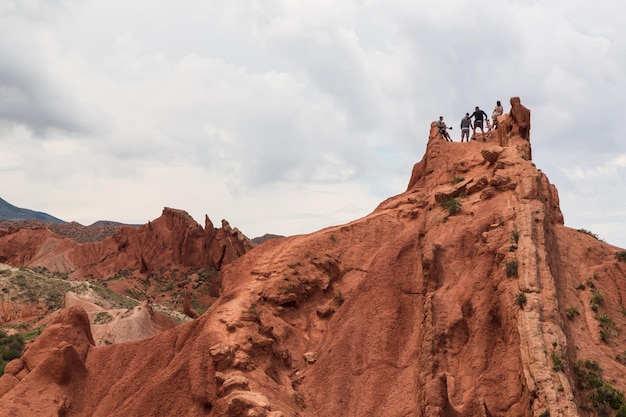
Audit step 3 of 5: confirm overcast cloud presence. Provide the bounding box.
[1,0,625,247]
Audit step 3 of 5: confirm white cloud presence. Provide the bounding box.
[1,0,626,248]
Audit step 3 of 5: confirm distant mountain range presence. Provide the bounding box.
[0,197,65,223]
[0,197,282,244]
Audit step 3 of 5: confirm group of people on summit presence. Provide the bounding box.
[438,101,504,142]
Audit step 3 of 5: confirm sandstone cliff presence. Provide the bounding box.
[1,98,626,417]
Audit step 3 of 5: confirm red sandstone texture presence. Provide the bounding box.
[1,98,626,416]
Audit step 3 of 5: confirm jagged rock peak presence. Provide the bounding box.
[403,97,560,223]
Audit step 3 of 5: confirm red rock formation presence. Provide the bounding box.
[183,290,201,319]
[2,99,626,416]
[509,96,531,140]
[0,208,253,280]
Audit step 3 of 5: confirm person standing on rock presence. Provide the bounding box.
[490,100,504,131]
[437,116,453,142]
[460,113,473,142]
[470,106,489,140]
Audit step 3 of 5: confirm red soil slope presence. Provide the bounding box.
[1,98,626,417]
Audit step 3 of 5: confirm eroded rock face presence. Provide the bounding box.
[0,208,253,279]
[1,99,625,416]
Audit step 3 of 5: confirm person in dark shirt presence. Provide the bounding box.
[470,106,489,140]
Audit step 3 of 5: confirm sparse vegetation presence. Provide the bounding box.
[124,287,145,300]
[0,330,25,375]
[439,197,462,215]
[334,291,345,305]
[511,230,520,244]
[189,295,211,315]
[616,351,626,365]
[21,327,44,342]
[451,177,464,184]
[89,283,140,310]
[293,391,305,409]
[617,251,626,262]
[538,410,550,417]
[574,359,626,415]
[566,306,580,319]
[94,311,114,324]
[551,350,564,372]
[590,290,604,312]
[514,291,527,308]
[596,314,619,343]
[3,270,73,310]
[576,283,586,291]
[505,259,519,278]
[245,303,260,321]
[578,228,605,242]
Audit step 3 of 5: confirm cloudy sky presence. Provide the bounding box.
[1,0,625,248]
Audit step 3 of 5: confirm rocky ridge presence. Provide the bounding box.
[0,220,134,244]
[0,208,252,280]
[1,98,626,416]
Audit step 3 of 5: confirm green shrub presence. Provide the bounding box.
[2,349,21,362]
[551,350,564,372]
[505,259,519,277]
[334,291,345,305]
[597,313,614,326]
[575,359,626,413]
[617,251,626,262]
[245,303,260,321]
[293,391,305,409]
[514,291,527,308]
[511,230,520,244]
[590,290,604,311]
[0,333,25,375]
[439,197,462,215]
[600,329,611,343]
[596,313,617,343]
[566,306,580,319]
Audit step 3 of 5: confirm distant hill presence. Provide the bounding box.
[0,197,65,223]
[251,233,284,245]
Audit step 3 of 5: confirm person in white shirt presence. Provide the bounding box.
[491,100,504,131]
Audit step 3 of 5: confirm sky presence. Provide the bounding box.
[1,0,625,248]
